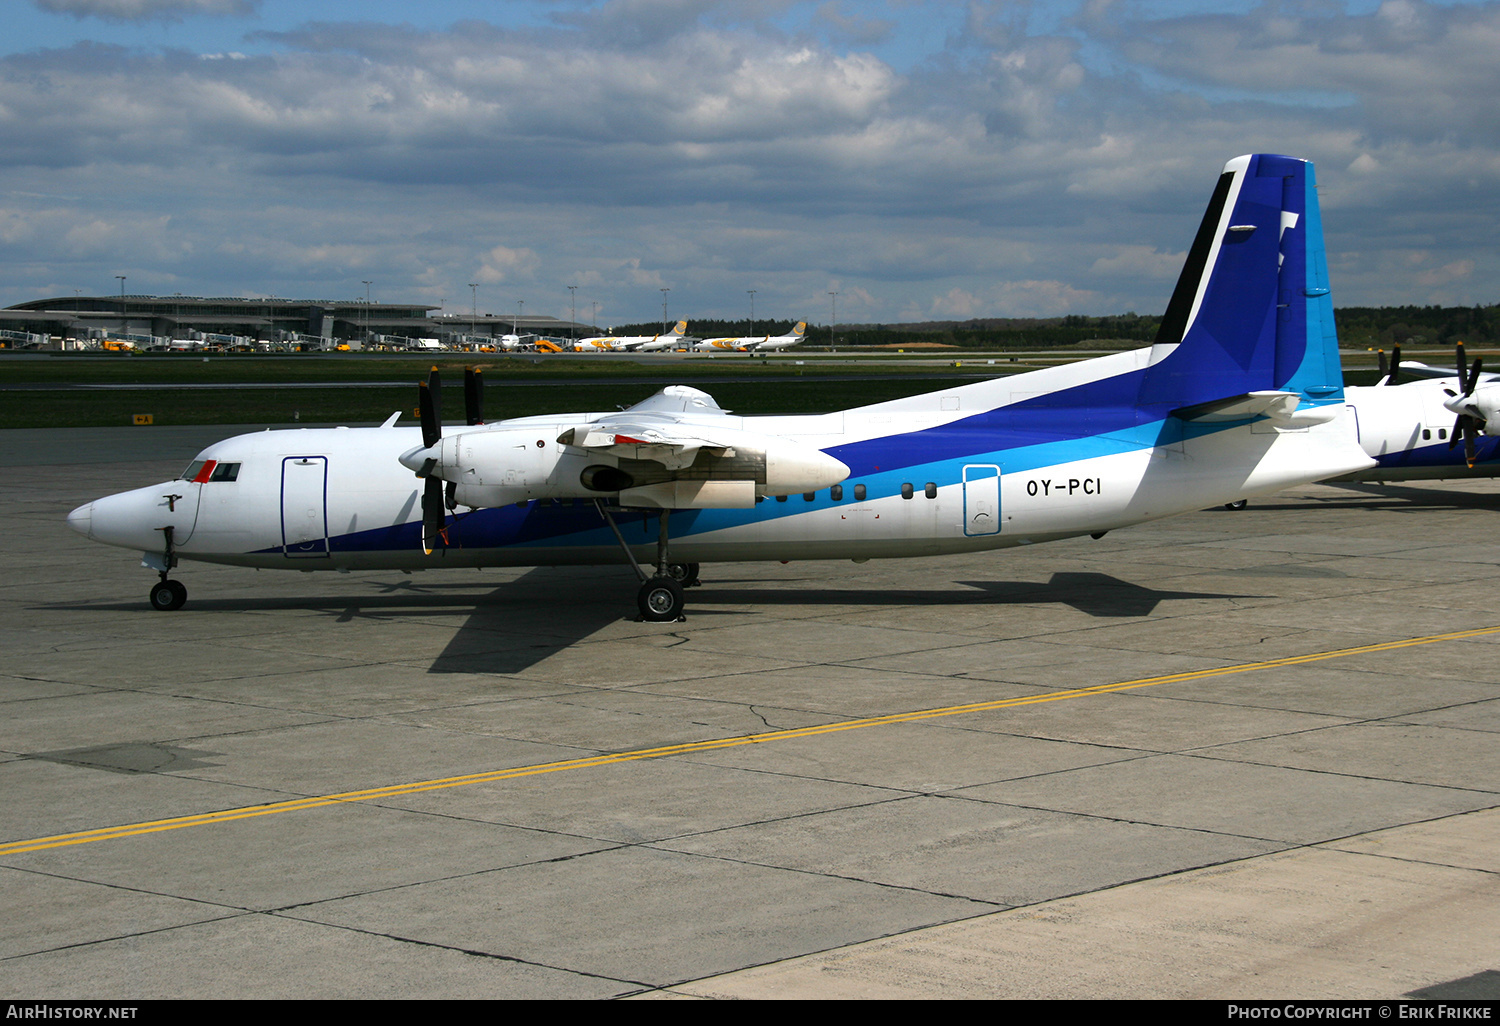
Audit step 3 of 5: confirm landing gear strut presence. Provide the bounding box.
[596,502,691,621]
[147,524,187,611]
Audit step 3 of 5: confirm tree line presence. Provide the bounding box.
[607,306,1499,349]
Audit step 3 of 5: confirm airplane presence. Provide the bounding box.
[1336,342,1500,481]
[574,320,688,352]
[67,153,1375,622]
[696,322,807,353]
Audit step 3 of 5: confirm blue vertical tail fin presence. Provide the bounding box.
[1139,154,1342,412]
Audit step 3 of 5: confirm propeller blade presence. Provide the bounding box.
[1388,344,1402,385]
[1450,415,1464,449]
[418,366,443,450]
[1467,357,1483,397]
[1464,420,1479,468]
[1377,349,1388,379]
[465,366,484,426]
[1455,343,1470,393]
[421,477,445,554]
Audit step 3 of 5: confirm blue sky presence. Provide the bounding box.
[4,0,1498,327]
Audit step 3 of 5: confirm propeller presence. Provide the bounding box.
[406,365,486,552]
[465,366,484,426]
[1378,344,1402,385]
[1442,342,1485,468]
[415,367,446,553]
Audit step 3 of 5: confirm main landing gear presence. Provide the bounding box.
[595,501,700,621]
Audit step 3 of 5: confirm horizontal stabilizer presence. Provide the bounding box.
[1173,390,1337,427]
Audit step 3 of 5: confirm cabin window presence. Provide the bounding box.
[830,485,843,501]
[900,482,913,499]
[925,482,937,499]
[804,492,815,501]
[1423,429,1431,440]
[854,484,866,501]
[209,462,240,482]
[1439,428,1447,439]
[775,494,788,502]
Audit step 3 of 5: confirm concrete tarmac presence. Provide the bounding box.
[1,426,1498,999]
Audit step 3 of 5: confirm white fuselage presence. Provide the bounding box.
[69,350,1373,575]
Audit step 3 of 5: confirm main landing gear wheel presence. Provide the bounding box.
[149,579,187,611]
[665,562,701,587]
[1224,499,1248,510]
[637,576,685,622]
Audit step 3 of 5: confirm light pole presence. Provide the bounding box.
[828,291,838,352]
[115,275,126,335]
[747,289,756,335]
[515,300,523,336]
[362,280,372,343]
[660,288,670,332]
[468,282,478,342]
[568,284,577,342]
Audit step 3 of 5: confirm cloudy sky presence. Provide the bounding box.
[3,0,1498,327]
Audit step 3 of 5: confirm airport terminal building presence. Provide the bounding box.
[0,295,581,348]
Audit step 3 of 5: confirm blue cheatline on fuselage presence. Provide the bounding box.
[1371,436,1500,471]
[293,408,1259,558]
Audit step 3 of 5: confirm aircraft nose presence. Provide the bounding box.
[67,501,94,539]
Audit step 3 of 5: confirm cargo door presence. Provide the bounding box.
[963,464,1001,536]
[281,456,329,557]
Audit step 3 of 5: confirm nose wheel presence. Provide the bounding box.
[149,579,187,611]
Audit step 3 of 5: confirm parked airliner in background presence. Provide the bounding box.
[1338,344,1500,480]
[696,322,807,352]
[68,154,1374,620]
[574,321,688,352]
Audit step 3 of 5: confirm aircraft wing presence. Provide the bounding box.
[556,421,734,470]
[1396,361,1461,381]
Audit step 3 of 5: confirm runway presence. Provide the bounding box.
[2,427,1498,999]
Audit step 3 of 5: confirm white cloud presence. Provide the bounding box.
[475,245,540,284]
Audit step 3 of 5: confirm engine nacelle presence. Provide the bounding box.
[401,427,583,507]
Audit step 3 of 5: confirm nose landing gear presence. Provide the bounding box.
[149,578,187,611]
[146,524,186,610]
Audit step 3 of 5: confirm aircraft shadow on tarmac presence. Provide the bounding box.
[1245,481,1500,512]
[423,570,1258,675]
[44,570,1257,676]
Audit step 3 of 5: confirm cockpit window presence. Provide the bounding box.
[179,459,239,483]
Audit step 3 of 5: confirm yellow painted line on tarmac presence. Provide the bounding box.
[4,623,1498,857]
